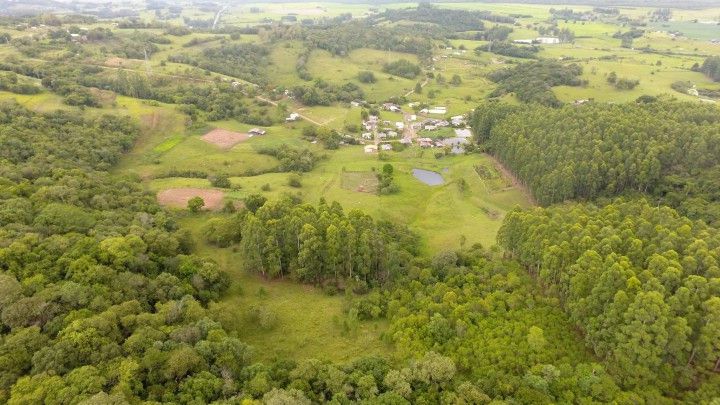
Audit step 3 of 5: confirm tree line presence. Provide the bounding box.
[470,101,720,225]
[203,197,419,288]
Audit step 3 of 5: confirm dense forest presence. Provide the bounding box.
[498,199,720,399]
[204,198,419,287]
[0,103,232,402]
[470,101,720,225]
[1,4,720,404]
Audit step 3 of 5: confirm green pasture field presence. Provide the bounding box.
[118,117,317,179]
[0,90,69,113]
[305,48,419,102]
[152,144,531,253]
[649,21,720,41]
[178,214,394,363]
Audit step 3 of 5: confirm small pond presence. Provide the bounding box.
[412,168,445,186]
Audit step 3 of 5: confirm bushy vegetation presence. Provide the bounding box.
[698,56,720,82]
[291,80,364,106]
[255,145,321,172]
[476,41,539,59]
[377,3,489,32]
[487,60,584,106]
[354,250,625,402]
[169,43,270,85]
[382,59,421,79]
[0,72,41,94]
[296,21,435,59]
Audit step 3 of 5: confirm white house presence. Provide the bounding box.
[536,37,560,44]
[364,144,378,153]
[249,128,266,136]
[383,103,401,112]
[450,115,465,126]
[380,143,393,151]
[286,112,301,122]
[395,122,405,130]
[427,106,447,115]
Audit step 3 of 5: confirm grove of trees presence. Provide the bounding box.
[498,199,720,399]
[470,101,720,225]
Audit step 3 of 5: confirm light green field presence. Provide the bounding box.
[0,91,69,112]
[305,48,419,102]
[151,145,531,253]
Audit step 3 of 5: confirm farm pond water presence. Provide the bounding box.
[412,168,445,186]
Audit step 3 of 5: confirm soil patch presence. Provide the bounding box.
[201,128,249,149]
[340,171,379,193]
[157,188,225,210]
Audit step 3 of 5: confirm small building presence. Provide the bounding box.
[455,128,472,138]
[409,114,417,121]
[361,132,373,139]
[350,101,361,107]
[400,138,412,145]
[387,131,398,138]
[395,122,405,130]
[536,37,560,44]
[427,106,447,115]
[383,103,401,112]
[450,115,465,126]
[573,99,590,105]
[364,144,378,153]
[286,112,300,122]
[418,138,434,148]
[249,128,266,135]
[380,143,393,151]
[513,39,534,44]
[424,125,437,131]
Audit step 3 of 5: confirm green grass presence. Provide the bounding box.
[305,48,419,102]
[152,134,184,153]
[178,214,394,363]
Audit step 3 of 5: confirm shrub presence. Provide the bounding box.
[187,196,205,212]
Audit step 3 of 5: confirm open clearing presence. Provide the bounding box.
[340,171,379,193]
[157,188,225,210]
[201,128,250,149]
[179,215,393,363]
